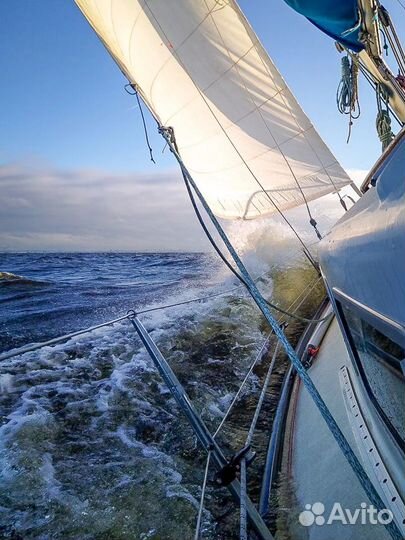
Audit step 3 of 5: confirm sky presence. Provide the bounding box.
[0,0,404,252]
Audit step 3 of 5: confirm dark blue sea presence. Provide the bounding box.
[0,253,234,353]
[0,252,278,539]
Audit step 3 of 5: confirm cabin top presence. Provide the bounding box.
[318,130,405,349]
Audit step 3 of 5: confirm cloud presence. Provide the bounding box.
[0,163,208,252]
[0,162,370,253]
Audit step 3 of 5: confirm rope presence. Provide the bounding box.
[165,142,403,540]
[125,83,155,163]
[180,166,329,322]
[194,451,211,540]
[175,159,330,323]
[267,300,331,324]
[376,84,395,152]
[195,260,322,540]
[379,27,390,57]
[140,290,331,324]
[198,275,324,536]
[346,49,402,127]
[336,55,360,143]
[162,126,319,273]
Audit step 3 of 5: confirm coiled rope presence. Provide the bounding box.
[376,84,396,152]
[336,55,360,143]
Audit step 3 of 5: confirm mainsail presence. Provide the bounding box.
[75,0,351,220]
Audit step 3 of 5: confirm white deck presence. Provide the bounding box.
[289,318,391,540]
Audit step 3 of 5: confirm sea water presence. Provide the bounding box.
[0,252,321,539]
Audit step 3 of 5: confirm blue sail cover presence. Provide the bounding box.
[284,0,364,51]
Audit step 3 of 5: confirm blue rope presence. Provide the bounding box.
[161,130,403,540]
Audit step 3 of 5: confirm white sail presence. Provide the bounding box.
[75,0,351,220]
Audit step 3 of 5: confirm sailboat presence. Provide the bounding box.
[2,0,403,538]
[68,1,405,538]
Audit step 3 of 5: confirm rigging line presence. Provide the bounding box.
[389,32,405,75]
[177,138,327,319]
[180,167,250,285]
[389,23,405,67]
[137,287,245,315]
[0,313,131,362]
[209,277,323,533]
[213,331,274,438]
[382,25,405,74]
[268,301,331,324]
[194,451,211,540]
[0,271,324,364]
[277,276,324,324]
[203,0,322,238]
[378,6,405,73]
[182,175,323,323]
[143,3,319,260]
[344,48,402,126]
[159,126,251,284]
[125,83,155,163]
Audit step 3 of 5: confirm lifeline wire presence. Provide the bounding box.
[0,269,326,363]
[203,276,324,538]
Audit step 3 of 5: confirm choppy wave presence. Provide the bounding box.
[0,252,323,539]
[0,271,48,287]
